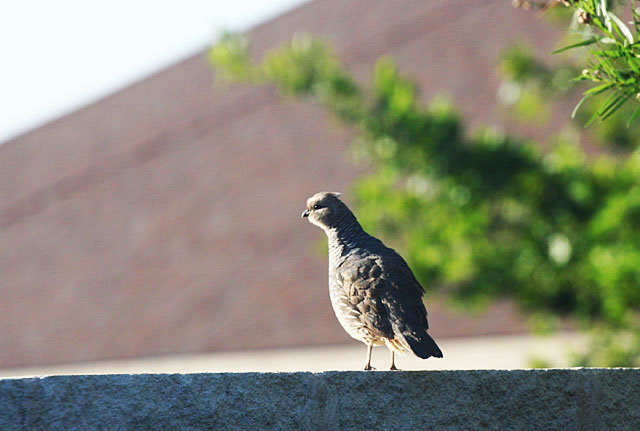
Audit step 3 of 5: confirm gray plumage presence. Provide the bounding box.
[302,191,443,370]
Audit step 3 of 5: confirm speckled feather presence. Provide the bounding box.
[303,192,442,360]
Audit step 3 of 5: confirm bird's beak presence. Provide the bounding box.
[301,209,310,218]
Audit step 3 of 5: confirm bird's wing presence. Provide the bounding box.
[334,256,394,340]
[378,251,430,329]
[377,251,443,358]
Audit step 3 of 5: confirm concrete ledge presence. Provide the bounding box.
[1,369,639,430]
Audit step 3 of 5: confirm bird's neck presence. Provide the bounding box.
[324,216,368,261]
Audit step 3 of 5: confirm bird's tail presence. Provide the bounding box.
[400,329,443,359]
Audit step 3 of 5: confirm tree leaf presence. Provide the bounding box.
[608,12,635,44]
[585,92,619,126]
[552,37,601,55]
[572,94,591,119]
[626,103,640,126]
[599,94,628,121]
[584,82,615,95]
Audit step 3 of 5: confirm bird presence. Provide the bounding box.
[302,191,443,370]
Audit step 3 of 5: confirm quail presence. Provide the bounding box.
[302,191,443,370]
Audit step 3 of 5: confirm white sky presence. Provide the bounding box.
[0,0,308,144]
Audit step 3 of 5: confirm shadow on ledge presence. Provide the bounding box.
[1,369,639,430]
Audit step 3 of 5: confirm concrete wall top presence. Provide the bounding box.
[1,369,639,430]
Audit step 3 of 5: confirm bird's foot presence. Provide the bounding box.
[364,365,376,371]
[389,364,401,371]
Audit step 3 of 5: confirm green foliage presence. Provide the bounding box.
[572,326,640,366]
[551,0,640,124]
[501,44,640,149]
[528,356,554,369]
[209,34,640,366]
[208,32,256,82]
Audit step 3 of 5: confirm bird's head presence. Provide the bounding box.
[302,191,353,230]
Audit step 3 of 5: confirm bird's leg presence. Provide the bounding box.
[389,350,399,371]
[364,344,375,370]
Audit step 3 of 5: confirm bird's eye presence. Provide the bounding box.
[313,204,322,210]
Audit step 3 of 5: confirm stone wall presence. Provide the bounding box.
[1,369,639,430]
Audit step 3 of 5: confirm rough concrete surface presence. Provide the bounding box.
[1,369,638,430]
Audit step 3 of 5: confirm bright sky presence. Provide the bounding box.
[0,0,308,144]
